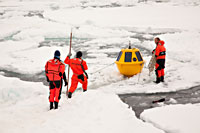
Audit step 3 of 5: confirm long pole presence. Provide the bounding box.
[66,30,72,96]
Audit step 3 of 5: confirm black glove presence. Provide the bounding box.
[46,76,49,82]
[59,72,62,77]
[64,80,68,86]
[152,49,155,54]
[68,53,72,57]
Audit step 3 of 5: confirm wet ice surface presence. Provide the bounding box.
[0,69,46,84]
[119,85,200,118]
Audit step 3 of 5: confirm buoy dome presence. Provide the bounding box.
[115,48,144,77]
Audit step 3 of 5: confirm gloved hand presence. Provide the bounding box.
[59,72,62,77]
[46,76,49,82]
[152,49,155,54]
[64,80,68,86]
[68,53,72,57]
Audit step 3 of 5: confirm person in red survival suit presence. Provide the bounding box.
[45,50,68,110]
[64,51,88,98]
[152,37,166,83]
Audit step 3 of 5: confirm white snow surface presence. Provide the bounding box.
[0,75,164,133]
[0,0,200,133]
[141,104,200,133]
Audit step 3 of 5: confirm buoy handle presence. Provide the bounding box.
[128,41,131,49]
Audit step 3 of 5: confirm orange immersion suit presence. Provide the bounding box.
[154,40,166,78]
[45,59,65,102]
[64,56,88,93]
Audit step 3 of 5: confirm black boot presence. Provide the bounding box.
[68,92,72,98]
[160,76,164,82]
[50,102,54,110]
[83,89,87,92]
[155,77,161,84]
[54,102,58,109]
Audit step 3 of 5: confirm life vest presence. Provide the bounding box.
[45,59,65,81]
[155,40,166,60]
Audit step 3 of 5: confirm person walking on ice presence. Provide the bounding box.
[45,50,68,110]
[64,51,88,98]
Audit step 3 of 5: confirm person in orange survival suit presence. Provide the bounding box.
[45,50,68,110]
[152,37,166,83]
[64,51,88,98]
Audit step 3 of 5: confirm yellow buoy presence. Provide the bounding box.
[115,47,144,77]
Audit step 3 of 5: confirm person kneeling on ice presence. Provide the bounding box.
[64,51,88,98]
[152,37,166,83]
[45,50,68,110]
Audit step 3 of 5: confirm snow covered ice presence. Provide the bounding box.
[0,0,200,133]
[141,104,200,133]
[0,77,164,133]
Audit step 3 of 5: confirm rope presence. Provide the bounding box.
[89,62,115,75]
[137,62,144,83]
